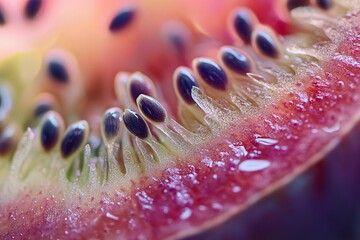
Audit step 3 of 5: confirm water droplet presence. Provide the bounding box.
[297,91,308,103]
[322,122,340,133]
[106,212,119,221]
[255,137,278,146]
[311,129,319,134]
[198,205,207,211]
[211,202,223,210]
[228,142,248,157]
[180,208,192,220]
[337,81,344,87]
[201,157,213,167]
[232,186,241,193]
[239,160,270,172]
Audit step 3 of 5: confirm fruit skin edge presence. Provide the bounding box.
[183,114,360,240]
[177,109,360,240]
[186,121,360,240]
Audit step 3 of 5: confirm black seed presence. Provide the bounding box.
[176,69,198,104]
[316,0,333,10]
[255,31,279,58]
[196,60,228,90]
[41,115,60,152]
[103,109,122,139]
[0,8,5,25]
[34,102,52,117]
[109,7,135,32]
[221,48,252,75]
[24,0,42,20]
[287,0,309,10]
[48,60,69,83]
[130,79,151,102]
[169,33,185,54]
[138,96,166,123]
[0,138,11,155]
[123,110,149,139]
[0,129,13,155]
[61,123,86,158]
[234,10,253,44]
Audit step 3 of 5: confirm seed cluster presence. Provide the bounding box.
[0,1,338,185]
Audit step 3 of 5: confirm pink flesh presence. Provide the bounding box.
[1,10,360,240]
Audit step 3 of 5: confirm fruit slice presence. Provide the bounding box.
[1,0,360,239]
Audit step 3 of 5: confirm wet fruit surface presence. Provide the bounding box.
[188,123,360,240]
[0,0,360,239]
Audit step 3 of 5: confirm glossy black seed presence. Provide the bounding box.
[176,69,198,104]
[221,48,251,75]
[41,116,60,152]
[316,0,333,10]
[34,103,52,117]
[130,79,151,102]
[287,0,309,10]
[24,0,42,19]
[61,123,86,158]
[104,110,121,139]
[0,8,5,25]
[138,96,166,123]
[196,60,228,90]
[255,31,279,58]
[48,60,69,83]
[0,129,13,155]
[234,10,253,44]
[123,110,149,139]
[109,7,135,32]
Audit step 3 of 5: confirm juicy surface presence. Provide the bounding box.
[188,122,360,240]
[1,1,360,240]
[1,8,360,239]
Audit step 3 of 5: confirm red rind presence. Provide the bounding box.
[187,121,360,239]
[1,10,360,240]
